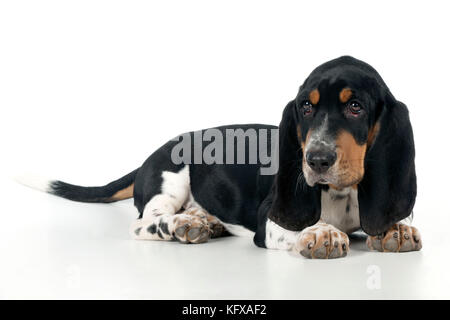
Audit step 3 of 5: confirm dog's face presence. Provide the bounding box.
[270,56,415,235]
[295,62,382,189]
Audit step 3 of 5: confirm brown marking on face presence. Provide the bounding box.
[329,184,342,190]
[367,122,380,147]
[339,88,352,103]
[111,183,134,201]
[335,130,367,187]
[329,183,357,190]
[297,124,302,145]
[309,89,320,105]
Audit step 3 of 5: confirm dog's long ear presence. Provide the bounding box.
[358,94,417,236]
[267,100,322,231]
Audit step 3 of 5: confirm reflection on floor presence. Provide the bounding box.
[0,180,448,299]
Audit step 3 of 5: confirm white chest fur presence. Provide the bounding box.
[320,187,360,234]
[264,187,361,250]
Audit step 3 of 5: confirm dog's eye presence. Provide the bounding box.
[347,101,363,116]
[302,101,313,116]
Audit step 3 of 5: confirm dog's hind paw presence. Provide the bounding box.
[172,213,211,244]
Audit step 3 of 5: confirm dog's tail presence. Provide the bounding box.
[15,168,139,203]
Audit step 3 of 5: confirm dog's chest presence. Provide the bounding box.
[320,187,360,234]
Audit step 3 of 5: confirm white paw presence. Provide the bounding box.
[293,222,349,259]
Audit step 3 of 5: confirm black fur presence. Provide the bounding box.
[262,56,416,237]
[128,124,276,231]
[358,99,416,235]
[147,224,157,234]
[189,124,276,231]
[48,56,416,245]
[50,169,138,203]
[265,101,322,232]
[134,227,142,236]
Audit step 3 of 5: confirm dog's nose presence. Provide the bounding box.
[306,151,337,173]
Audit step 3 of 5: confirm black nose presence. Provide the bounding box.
[306,151,337,174]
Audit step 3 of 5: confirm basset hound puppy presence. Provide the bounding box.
[20,56,422,259]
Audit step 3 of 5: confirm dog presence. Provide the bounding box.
[19,56,422,259]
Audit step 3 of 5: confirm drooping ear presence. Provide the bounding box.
[358,96,417,236]
[266,100,322,231]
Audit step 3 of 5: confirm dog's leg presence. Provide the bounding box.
[131,206,223,243]
[265,219,349,259]
[181,207,226,238]
[171,207,225,243]
[130,167,191,241]
[204,211,226,238]
[131,211,175,241]
[130,170,225,243]
[264,219,302,250]
[130,191,187,241]
[293,221,350,259]
[366,223,422,252]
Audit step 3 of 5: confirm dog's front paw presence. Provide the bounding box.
[294,222,349,259]
[367,223,422,252]
[172,213,211,244]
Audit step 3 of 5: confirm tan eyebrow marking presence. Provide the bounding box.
[309,89,320,105]
[339,88,353,103]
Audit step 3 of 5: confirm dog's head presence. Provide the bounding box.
[296,56,385,188]
[269,56,416,236]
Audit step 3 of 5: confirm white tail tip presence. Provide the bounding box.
[14,173,52,193]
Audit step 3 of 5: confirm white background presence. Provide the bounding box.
[1,0,449,299]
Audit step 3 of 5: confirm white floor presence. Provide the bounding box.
[1,178,449,300]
